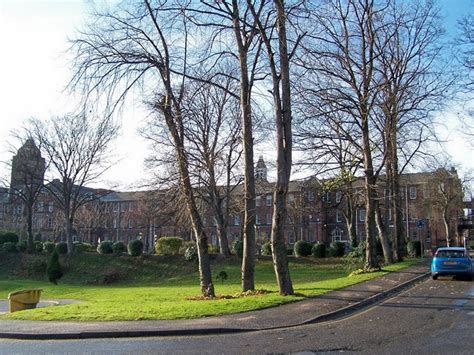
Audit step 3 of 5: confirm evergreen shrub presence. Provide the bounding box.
[43,242,55,254]
[17,240,27,252]
[261,242,272,256]
[34,241,43,253]
[184,244,198,262]
[208,244,219,254]
[329,241,346,257]
[0,232,19,244]
[55,242,68,254]
[155,237,183,255]
[294,240,313,257]
[232,240,243,258]
[2,242,17,252]
[128,239,143,257]
[311,243,326,258]
[97,241,113,254]
[407,241,421,257]
[47,250,63,284]
[112,241,127,254]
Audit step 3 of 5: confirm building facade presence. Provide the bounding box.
[0,142,466,253]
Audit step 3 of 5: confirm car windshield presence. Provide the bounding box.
[435,250,465,258]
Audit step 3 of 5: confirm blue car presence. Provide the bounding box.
[431,247,473,281]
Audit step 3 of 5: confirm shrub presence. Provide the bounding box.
[81,242,95,252]
[216,270,228,283]
[43,241,55,254]
[286,247,294,256]
[47,250,63,284]
[261,242,272,256]
[0,232,19,245]
[343,241,366,272]
[128,239,143,257]
[311,243,326,258]
[97,241,113,254]
[208,244,219,254]
[55,242,68,254]
[232,240,243,258]
[329,241,346,257]
[17,240,27,252]
[2,242,17,252]
[407,241,421,257]
[34,241,43,253]
[294,240,313,257]
[112,241,127,255]
[34,232,42,241]
[155,237,183,255]
[184,244,198,262]
[73,242,86,253]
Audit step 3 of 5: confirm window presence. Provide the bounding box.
[234,215,241,226]
[48,202,54,212]
[388,208,392,221]
[359,209,366,222]
[255,214,261,225]
[113,203,119,212]
[266,194,272,206]
[399,188,405,198]
[411,229,418,240]
[307,191,315,201]
[438,183,445,193]
[423,188,429,199]
[129,203,133,212]
[266,213,272,225]
[336,191,342,203]
[288,232,295,244]
[128,219,133,229]
[256,196,261,207]
[288,193,295,203]
[336,211,342,223]
[113,218,117,229]
[47,216,53,228]
[325,192,331,203]
[37,202,44,212]
[121,203,127,212]
[331,228,345,242]
[409,186,417,199]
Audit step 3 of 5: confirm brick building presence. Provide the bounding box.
[0,143,465,252]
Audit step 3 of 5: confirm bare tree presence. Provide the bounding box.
[457,11,474,91]
[28,113,117,254]
[70,1,218,296]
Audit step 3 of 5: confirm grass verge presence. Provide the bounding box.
[0,252,420,321]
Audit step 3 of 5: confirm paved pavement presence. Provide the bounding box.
[0,262,430,339]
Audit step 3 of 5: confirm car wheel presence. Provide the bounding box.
[432,274,438,280]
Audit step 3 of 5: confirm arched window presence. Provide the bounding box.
[331,227,345,242]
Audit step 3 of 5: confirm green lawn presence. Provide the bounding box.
[0,252,419,321]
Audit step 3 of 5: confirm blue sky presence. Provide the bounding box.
[0,0,472,189]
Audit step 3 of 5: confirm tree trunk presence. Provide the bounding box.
[269,0,294,295]
[215,209,230,257]
[375,201,393,264]
[230,2,256,291]
[66,216,74,255]
[345,195,358,248]
[26,205,34,253]
[443,210,450,247]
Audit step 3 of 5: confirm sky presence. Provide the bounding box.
[0,0,473,191]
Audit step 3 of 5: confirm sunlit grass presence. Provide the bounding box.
[0,253,419,321]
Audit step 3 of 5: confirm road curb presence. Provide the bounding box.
[0,270,430,340]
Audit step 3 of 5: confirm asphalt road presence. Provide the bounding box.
[0,277,473,354]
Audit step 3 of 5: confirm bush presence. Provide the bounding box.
[294,241,313,257]
[34,241,43,253]
[232,240,243,258]
[43,242,55,254]
[208,244,219,254]
[34,232,42,242]
[184,244,198,262]
[17,240,27,252]
[55,242,68,254]
[112,241,127,255]
[311,243,326,258]
[155,237,183,255]
[0,231,19,245]
[47,250,63,284]
[407,241,421,257]
[343,241,366,272]
[81,242,95,252]
[2,242,17,252]
[97,241,113,254]
[128,239,143,257]
[73,242,86,253]
[329,241,346,257]
[286,247,294,256]
[261,242,272,256]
